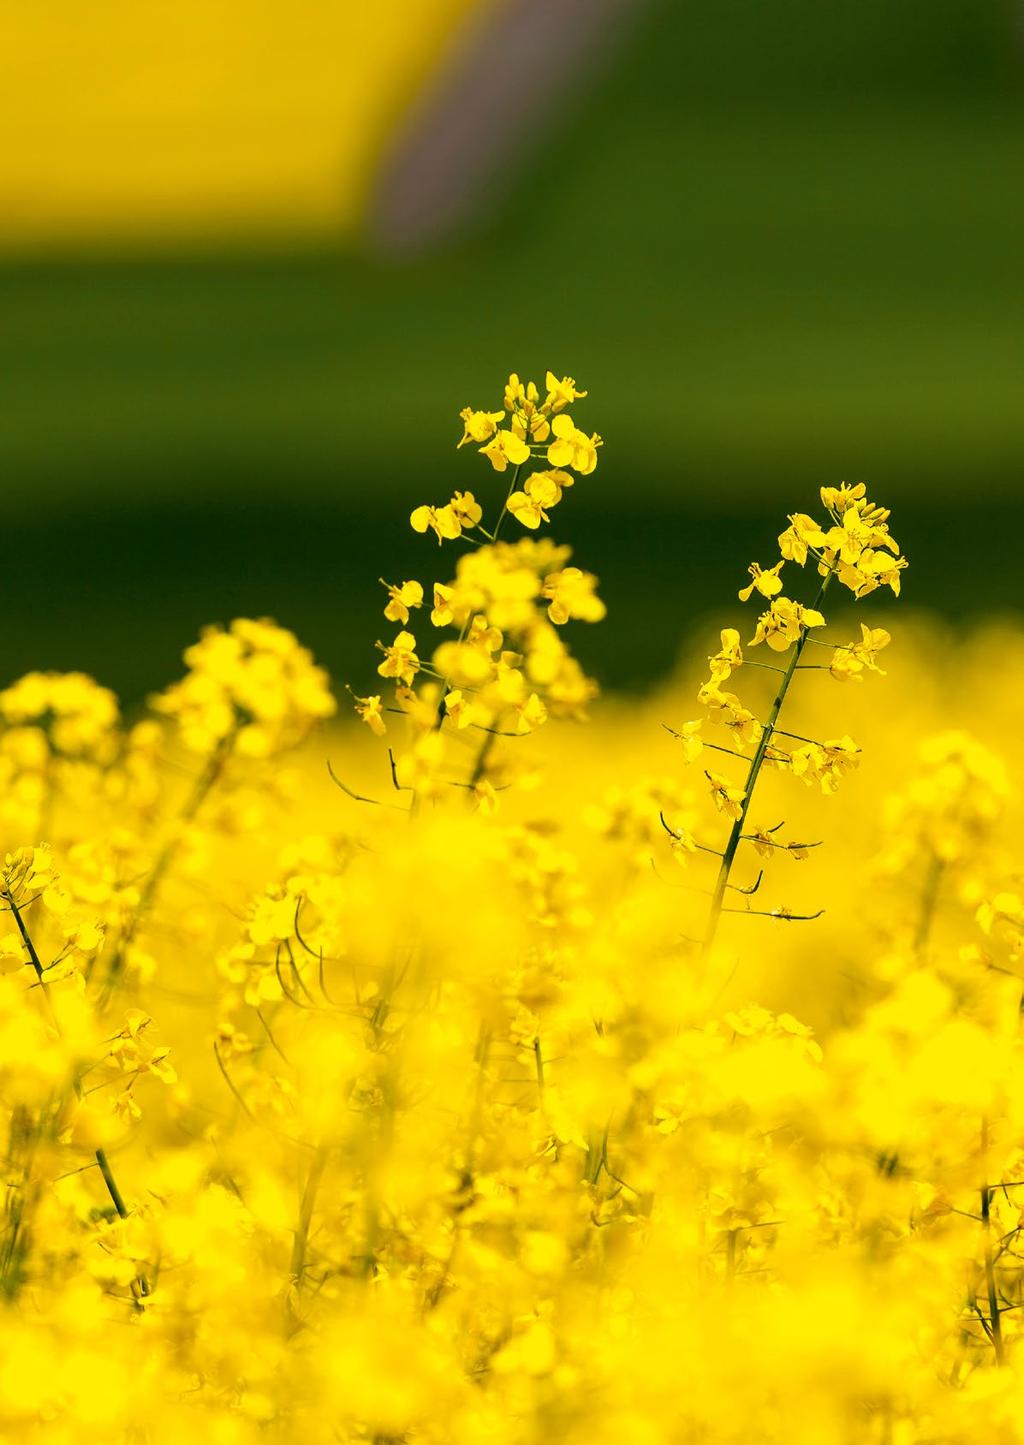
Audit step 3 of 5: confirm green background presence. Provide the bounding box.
[3,0,1020,702]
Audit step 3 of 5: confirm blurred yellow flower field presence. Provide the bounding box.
[2,0,478,249]
[3,372,1024,1442]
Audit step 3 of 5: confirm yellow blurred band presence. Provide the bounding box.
[2,0,482,252]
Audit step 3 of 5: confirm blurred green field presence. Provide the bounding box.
[6,104,1023,508]
[2,0,1020,701]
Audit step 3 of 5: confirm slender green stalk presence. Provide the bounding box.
[980,1119,1006,1365]
[981,1183,1005,1363]
[290,1144,328,1285]
[490,457,527,540]
[423,1024,491,1313]
[467,724,498,791]
[701,569,833,956]
[913,851,945,955]
[103,729,233,989]
[7,888,48,987]
[3,887,143,1283]
[1,1108,37,1299]
[95,1147,131,1220]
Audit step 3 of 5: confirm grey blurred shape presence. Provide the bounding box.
[367,0,655,255]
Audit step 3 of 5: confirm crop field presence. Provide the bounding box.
[2,370,1023,1441]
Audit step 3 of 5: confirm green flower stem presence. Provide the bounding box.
[913,851,945,955]
[701,568,834,957]
[290,1144,328,1287]
[4,887,142,1281]
[980,1119,1006,1365]
[103,728,234,990]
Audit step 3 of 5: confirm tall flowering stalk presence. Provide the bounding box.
[350,370,605,809]
[664,483,906,952]
[229,368,614,1339]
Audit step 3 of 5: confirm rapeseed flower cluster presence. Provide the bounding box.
[3,370,1024,1443]
[361,371,604,810]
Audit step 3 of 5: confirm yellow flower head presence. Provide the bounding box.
[353,693,386,736]
[153,618,335,756]
[481,429,531,473]
[829,623,891,681]
[820,481,867,515]
[749,597,826,651]
[544,371,588,413]
[507,471,566,530]
[707,770,746,818]
[382,579,424,624]
[410,502,461,543]
[457,406,503,448]
[377,631,420,687]
[720,699,759,751]
[410,492,482,543]
[738,561,785,603]
[542,566,605,625]
[546,414,601,475]
[0,671,120,762]
[778,512,828,565]
[789,735,861,793]
[708,628,743,681]
[669,718,704,764]
[503,372,538,412]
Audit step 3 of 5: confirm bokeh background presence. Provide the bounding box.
[3,0,1021,703]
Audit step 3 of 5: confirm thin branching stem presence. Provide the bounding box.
[701,568,834,955]
[3,888,143,1283]
[291,1144,329,1286]
[914,851,945,955]
[104,730,235,990]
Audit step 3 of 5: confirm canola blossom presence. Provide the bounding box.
[2,371,1024,1444]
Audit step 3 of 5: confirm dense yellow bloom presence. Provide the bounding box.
[377,388,602,764]
[153,617,335,756]
[774,485,909,602]
[9,380,1024,1445]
